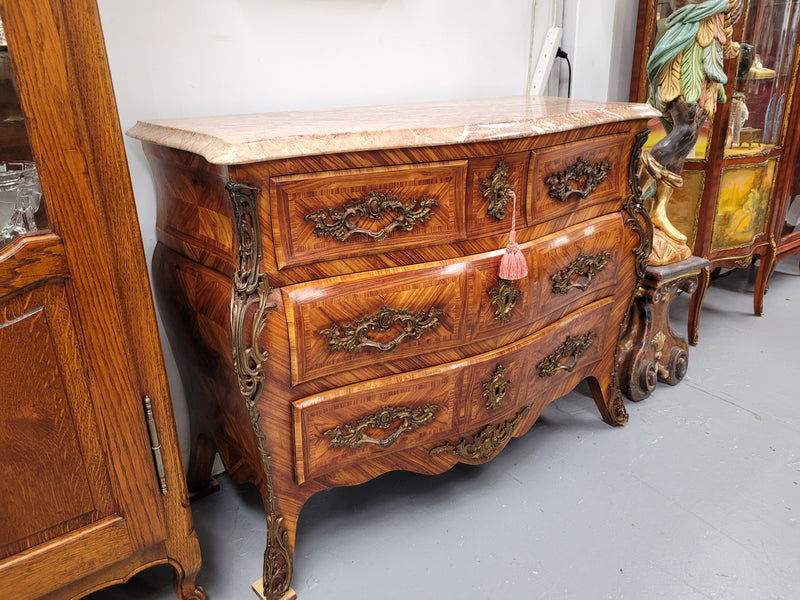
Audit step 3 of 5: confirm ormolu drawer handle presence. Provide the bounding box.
[481,159,515,220]
[320,306,447,353]
[551,251,612,295]
[483,364,510,410]
[324,403,441,450]
[305,191,438,242]
[545,157,611,202]
[488,278,522,322]
[537,332,597,377]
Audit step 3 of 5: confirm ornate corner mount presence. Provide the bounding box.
[537,332,597,378]
[430,405,531,461]
[305,191,438,242]
[320,306,446,353]
[609,390,629,425]
[551,252,612,295]
[324,404,441,450]
[545,157,610,202]
[481,159,515,220]
[488,278,522,322]
[482,364,510,411]
[227,181,292,600]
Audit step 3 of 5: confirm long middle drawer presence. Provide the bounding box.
[282,213,624,385]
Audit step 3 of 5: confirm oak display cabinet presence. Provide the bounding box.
[0,1,203,598]
[630,0,800,340]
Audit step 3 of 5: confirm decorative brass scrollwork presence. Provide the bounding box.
[227,181,292,600]
[482,365,510,410]
[537,332,598,378]
[429,405,531,460]
[551,252,612,295]
[324,403,441,450]
[320,306,446,353]
[305,191,438,242]
[481,159,515,220]
[488,278,522,322]
[545,157,611,202]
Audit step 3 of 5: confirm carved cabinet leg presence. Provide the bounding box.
[617,256,708,402]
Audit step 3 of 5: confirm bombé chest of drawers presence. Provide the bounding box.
[129,96,658,600]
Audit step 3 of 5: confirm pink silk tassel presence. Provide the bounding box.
[498,190,528,280]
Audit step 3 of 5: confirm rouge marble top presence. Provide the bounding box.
[127,96,660,165]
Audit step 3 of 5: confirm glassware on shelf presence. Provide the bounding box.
[725,0,800,157]
[0,161,42,246]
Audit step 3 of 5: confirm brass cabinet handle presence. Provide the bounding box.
[537,332,597,377]
[320,306,447,353]
[545,157,611,202]
[483,364,510,410]
[324,404,441,450]
[305,191,438,242]
[551,252,612,295]
[488,278,522,322]
[481,159,515,220]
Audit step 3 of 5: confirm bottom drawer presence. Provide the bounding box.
[292,296,614,484]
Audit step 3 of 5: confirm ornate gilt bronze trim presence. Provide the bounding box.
[305,191,438,242]
[537,332,597,378]
[488,278,522,322]
[607,128,650,427]
[551,252,612,295]
[320,306,446,353]
[430,405,531,460]
[324,404,441,450]
[545,157,611,202]
[482,365,510,411]
[626,129,654,279]
[481,159,515,220]
[227,181,292,600]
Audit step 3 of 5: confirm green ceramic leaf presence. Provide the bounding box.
[680,41,704,104]
[703,40,726,83]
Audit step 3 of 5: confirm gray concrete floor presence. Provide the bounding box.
[88,258,800,600]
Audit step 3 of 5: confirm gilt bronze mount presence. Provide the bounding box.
[324,404,441,450]
[305,191,438,242]
[545,157,610,202]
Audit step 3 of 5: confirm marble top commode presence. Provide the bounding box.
[127,96,659,165]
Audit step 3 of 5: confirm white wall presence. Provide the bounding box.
[96,0,637,467]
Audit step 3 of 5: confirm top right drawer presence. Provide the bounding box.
[527,133,629,226]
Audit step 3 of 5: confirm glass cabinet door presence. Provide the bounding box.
[725,0,800,155]
[0,18,47,249]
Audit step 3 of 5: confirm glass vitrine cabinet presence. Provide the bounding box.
[630,0,800,341]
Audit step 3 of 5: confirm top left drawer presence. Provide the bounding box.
[269,161,468,269]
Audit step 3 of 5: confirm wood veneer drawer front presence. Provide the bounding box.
[292,297,614,484]
[469,213,623,337]
[292,369,461,484]
[283,261,468,385]
[270,161,468,269]
[534,213,624,315]
[527,133,628,226]
[466,152,529,238]
[463,296,613,428]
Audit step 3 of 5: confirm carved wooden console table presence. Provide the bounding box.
[617,255,708,402]
[129,96,658,599]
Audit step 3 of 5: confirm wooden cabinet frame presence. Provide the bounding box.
[0,1,203,598]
